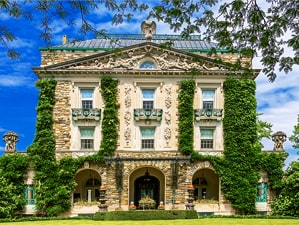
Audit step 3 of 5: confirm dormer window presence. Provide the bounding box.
[140,61,157,69]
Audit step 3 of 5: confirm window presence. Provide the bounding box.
[141,127,155,149]
[202,90,215,109]
[24,185,36,205]
[81,89,93,109]
[201,129,214,149]
[80,128,94,149]
[142,89,154,109]
[256,183,268,202]
[140,61,157,69]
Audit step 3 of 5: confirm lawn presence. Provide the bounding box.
[0,218,298,225]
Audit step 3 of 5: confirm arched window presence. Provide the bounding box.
[140,61,157,69]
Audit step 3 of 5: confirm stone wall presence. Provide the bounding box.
[53,81,71,152]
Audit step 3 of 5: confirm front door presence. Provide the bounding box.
[134,174,160,208]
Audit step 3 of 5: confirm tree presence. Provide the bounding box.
[0,170,23,218]
[289,114,299,150]
[1,0,298,81]
[271,160,299,216]
[257,114,273,148]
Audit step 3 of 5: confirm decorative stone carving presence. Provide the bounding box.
[65,47,225,71]
[124,84,132,147]
[3,131,18,153]
[272,131,287,151]
[164,84,172,146]
[141,19,156,41]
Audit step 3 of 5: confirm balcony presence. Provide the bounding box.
[194,109,223,121]
[134,109,163,122]
[72,108,101,121]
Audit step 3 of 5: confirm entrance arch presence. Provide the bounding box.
[192,168,219,201]
[73,169,101,202]
[129,167,165,209]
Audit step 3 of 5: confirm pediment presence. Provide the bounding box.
[41,42,230,71]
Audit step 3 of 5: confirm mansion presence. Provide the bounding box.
[3,21,287,216]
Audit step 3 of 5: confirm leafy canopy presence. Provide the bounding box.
[1,0,298,81]
[289,115,299,151]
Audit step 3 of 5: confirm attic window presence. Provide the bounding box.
[140,61,157,69]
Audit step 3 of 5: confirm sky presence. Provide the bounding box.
[0,1,298,168]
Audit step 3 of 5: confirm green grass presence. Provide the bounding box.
[0,218,298,225]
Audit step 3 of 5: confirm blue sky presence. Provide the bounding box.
[0,1,298,167]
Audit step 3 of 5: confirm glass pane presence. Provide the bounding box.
[81,89,93,99]
[202,90,214,101]
[82,100,93,109]
[201,129,213,139]
[81,139,94,149]
[140,61,157,69]
[141,128,155,138]
[142,90,154,99]
[142,139,154,148]
[80,128,94,138]
[203,101,213,109]
[143,101,154,109]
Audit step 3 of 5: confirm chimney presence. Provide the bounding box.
[62,35,68,44]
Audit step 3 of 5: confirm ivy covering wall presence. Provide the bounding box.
[27,79,78,216]
[220,78,261,214]
[100,76,119,156]
[178,79,195,155]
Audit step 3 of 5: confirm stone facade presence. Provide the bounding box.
[30,27,268,216]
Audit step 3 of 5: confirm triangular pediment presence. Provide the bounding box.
[40,42,235,72]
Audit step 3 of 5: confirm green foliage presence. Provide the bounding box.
[100,76,119,156]
[93,210,198,220]
[0,154,28,218]
[256,114,273,148]
[178,79,195,155]
[3,1,299,80]
[289,115,299,150]
[260,152,287,190]
[272,160,299,216]
[219,78,260,214]
[27,78,74,216]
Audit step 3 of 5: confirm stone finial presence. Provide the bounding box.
[3,131,19,153]
[272,131,287,152]
[141,19,156,41]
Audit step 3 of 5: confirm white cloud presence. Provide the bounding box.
[0,127,6,132]
[0,75,34,87]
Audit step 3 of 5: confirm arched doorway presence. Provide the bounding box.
[192,168,219,202]
[129,167,165,209]
[134,169,160,208]
[73,169,101,202]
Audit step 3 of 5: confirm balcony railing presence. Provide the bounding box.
[134,109,163,122]
[194,109,223,121]
[72,108,101,121]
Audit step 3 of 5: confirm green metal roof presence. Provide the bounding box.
[41,34,227,52]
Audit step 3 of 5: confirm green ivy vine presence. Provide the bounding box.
[27,78,79,216]
[100,76,119,156]
[178,79,195,155]
[219,78,261,214]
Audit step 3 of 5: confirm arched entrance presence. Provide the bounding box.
[192,168,219,202]
[73,169,101,202]
[129,167,165,209]
[134,169,160,208]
